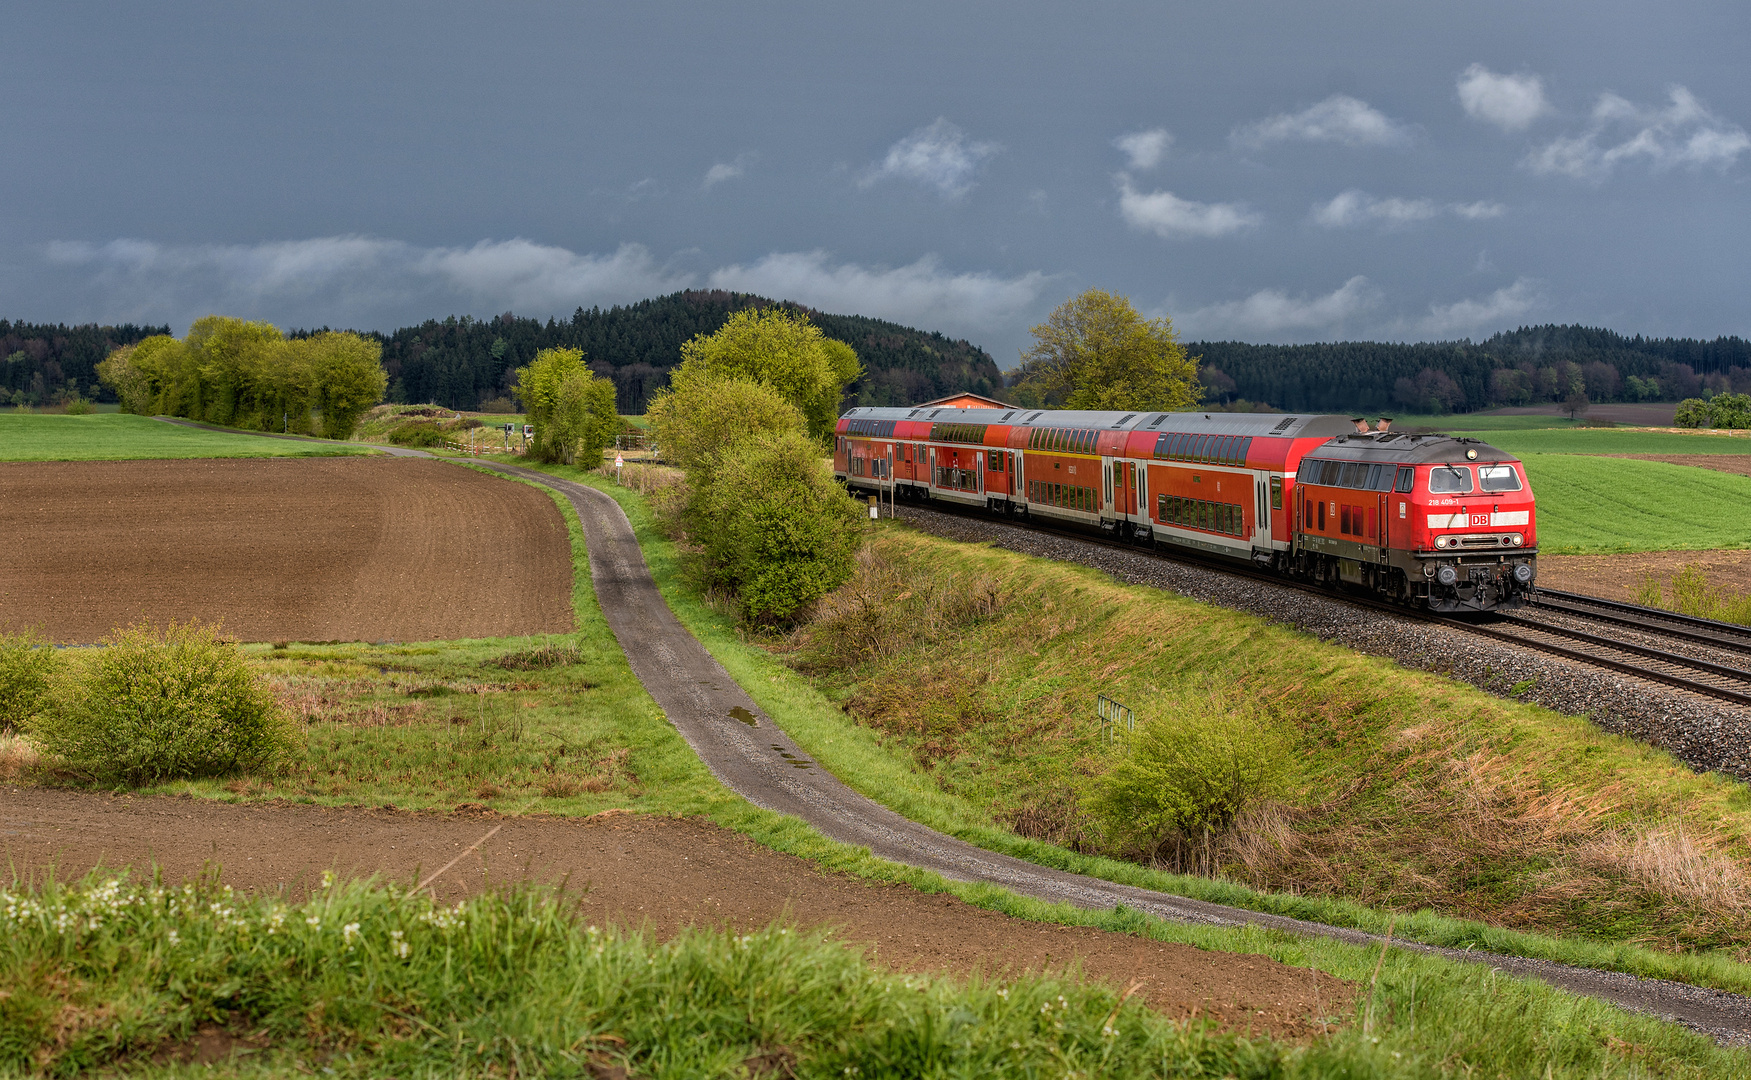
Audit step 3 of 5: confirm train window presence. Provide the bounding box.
[1395,466,1414,492]
[1211,436,1228,464]
[1157,493,1167,520]
[1222,436,1239,465]
[1429,466,1474,493]
[1365,464,1384,490]
[1317,500,1326,529]
[1270,476,1283,510]
[1479,465,1523,492]
[1238,437,1252,464]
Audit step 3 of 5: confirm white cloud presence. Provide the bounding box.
[1231,94,1414,149]
[861,118,1000,198]
[1310,190,1506,228]
[1113,128,1172,170]
[1526,85,1749,180]
[702,152,757,189]
[1178,276,1380,338]
[1456,65,1552,132]
[44,236,695,326]
[1417,277,1541,336]
[706,250,1047,334]
[46,236,1051,338]
[1116,176,1261,239]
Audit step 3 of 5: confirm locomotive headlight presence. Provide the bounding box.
[1514,563,1533,583]
[1435,535,1452,549]
[1511,533,1524,546]
[1437,565,1459,586]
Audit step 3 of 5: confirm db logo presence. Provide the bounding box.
[1469,513,1491,527]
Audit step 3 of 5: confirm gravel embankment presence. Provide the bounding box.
[894,504,1751,782]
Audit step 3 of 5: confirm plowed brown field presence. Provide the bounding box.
[0,458,573,643]
[0,790,1347,1037]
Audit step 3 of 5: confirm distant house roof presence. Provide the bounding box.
[914,391,1010,410]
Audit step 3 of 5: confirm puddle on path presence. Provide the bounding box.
[728,706,758,726]
[770,744,813,770]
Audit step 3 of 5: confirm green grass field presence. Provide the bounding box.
[0,413,372,461]
[1475,427,1751,456]
[1524,454,1751,553]
[1389,412,1600,432]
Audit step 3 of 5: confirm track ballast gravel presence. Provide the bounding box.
[483,464,1751,1046]
[893,503,1751,783]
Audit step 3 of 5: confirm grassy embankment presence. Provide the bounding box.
[0,412,373,461]
[6,454,1747,1074]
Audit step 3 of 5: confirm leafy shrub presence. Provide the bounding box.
[389,420,449,446]
[1674,398,1711,428]
[62,398,93,415]
[1085,690,1291,868]
[31,621,297,784]
[0,629,59,732]
[794,544,1005,670]
[696,430,866,626]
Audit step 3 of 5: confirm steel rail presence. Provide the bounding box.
[1496,615,1751,685]
[1530,589,1751,648]
[891,495,1751,709]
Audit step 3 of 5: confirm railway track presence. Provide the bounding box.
[895,497,1751,709]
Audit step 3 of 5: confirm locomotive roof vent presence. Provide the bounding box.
[1115,413,1135,426]
[1271,416,1297,431]
[1000,411,1015,420]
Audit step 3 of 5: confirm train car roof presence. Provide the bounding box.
[1303,431,1517,464]
[840,406,1355,438]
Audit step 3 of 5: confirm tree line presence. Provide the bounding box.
[97,318,387,439]
[368,290,1002,413]
[1,320,169,408]
[1192,325,1751,415]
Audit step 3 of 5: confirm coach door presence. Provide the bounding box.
[1379,491,1391,558]
[975,451,984,494]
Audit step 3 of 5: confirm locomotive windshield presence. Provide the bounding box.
[1429,466,1474,493]
[1478,464,1523,492]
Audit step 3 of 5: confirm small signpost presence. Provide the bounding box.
[1096,694,1135,744]
[615,453,625,473]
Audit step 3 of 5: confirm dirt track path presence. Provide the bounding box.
[0,789,1340,1038]
[473,462,1751,1045]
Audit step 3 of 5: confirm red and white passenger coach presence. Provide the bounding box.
[834,404,1538,613]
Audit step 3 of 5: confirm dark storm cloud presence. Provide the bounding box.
[2,2,1746,362]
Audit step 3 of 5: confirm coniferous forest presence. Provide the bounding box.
[8,298,1751,418]
[1191,325,1751,415]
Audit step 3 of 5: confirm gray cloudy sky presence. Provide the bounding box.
[3,1,1747,365]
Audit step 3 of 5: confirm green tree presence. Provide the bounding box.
[646,371,806,481]
[1708,392,1751,429]
[304,332,388,439]
[1674,398,1711,428]
[675,307,860,439]
[695,428,864,625]
[513,347,618,464]
[1012,289,1200,412]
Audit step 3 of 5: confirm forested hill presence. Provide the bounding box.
[1192,325,1751,414]
[369,290,1003,413]
[1,321,170,407]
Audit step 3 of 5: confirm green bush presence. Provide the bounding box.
[0,629,58,732]
[1085,690,1290,865]
[388,420,449,446]
[696,429,865,626]
[31,621,296,784]
[1673,397,1711,428]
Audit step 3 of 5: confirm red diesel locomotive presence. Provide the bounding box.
[834,405,1537,613]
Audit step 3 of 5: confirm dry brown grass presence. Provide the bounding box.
[783,528,1751,953]
[0,731,40,779]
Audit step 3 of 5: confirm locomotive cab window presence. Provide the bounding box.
[1395,467,1415,493]
[1429,466,1474,494]
[1478,464,1523,492]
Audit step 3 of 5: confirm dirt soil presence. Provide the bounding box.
[0,789,1348,1039]
[0,458,573,643]
[1615,454,1751,476]
[1540,547,1751,603]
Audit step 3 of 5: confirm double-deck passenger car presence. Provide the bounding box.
[835,405,1537,612]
